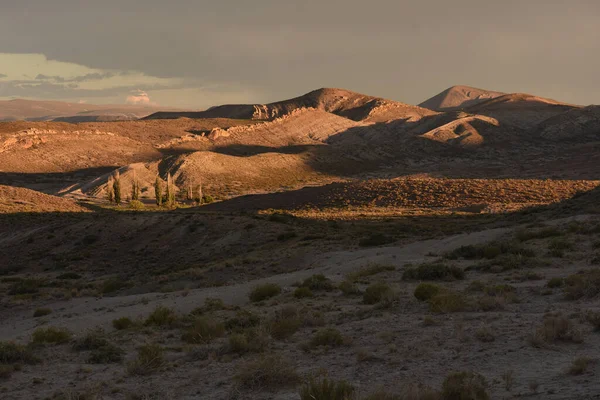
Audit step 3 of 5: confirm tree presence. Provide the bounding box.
[195,182,203,205]
[154,175,162,206]
[165,172,175,206]
[131,171,140,201]
[113,170,122,205]
[106,175,115,203]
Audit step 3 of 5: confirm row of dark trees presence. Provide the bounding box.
[106,170,206,206]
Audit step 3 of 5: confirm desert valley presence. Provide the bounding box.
[0,84,600,400]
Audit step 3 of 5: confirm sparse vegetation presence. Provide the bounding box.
[235,354,300,390]
[402,262,464,281]
[309,328,346,348]
[429,291,470,313]
[31,327,72,344]
[301,274,334,291]
[294,286,314,298]
[0,341,38,365]
[127,343,165,376]
[249,283,281,302]
[347,264,395,282]
[338,280,362,296]
[363,282,394,305]
[33,308,52,317]
[299,377,355,400]
[529,314,583,347]
[564,270,600,300]
[144,306,178,328]
[181,317,225,344]
[568,357,593,375]
[112,317,135,330]
[414,283,443,301]
[359,233,394,247]
[441,372,489,400]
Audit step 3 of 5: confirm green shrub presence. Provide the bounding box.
[301,274,334,291]
[294,286,314,298]
[225,310,261,332]
[112,317,135,330]
[228,328,269,354]
[402,263,464,281]
[0,342,38,364]
[202,195,215,204]
[529,314,583,347]
[347,264,395,282]
[359,233,394,247]
[363,283,394,305]
[414,283,443,301]
[88,343,125,364]
[56,272,81,280]
[270,310,302,341]
[547,278,564,289]
[31,327,72,344]
[428,292,470,313]
[9,278,44,295]
[235,354,300,390]
[299,377,355,400]
[144,306,178,328]
[249,283,281,302]
[181,317,225,344]
[338,280,361,296]
[564,270,600,300]
[73,329,109,351]
[309,328,345,348]
[442,372,489,400]
[127,343,164,376]
[33,308,52,318]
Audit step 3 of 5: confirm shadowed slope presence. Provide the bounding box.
[419,85,505,111]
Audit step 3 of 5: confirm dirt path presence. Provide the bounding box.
[0,227,510,341]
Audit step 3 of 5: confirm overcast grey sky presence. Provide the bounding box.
[0,0,598,108]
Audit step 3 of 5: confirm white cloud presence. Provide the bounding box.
[126,90,151,105]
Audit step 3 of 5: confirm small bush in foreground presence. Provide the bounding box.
[144,306,178,328]
[0,342,38,364]
[181,317,225,344]
[299,377,355,400]
[338,280,361,296]
[309,328,345,348]
[564,270,600,300]
[414,283,443,302]
[31,327,72,344]
[301,274,334,291]
[529,314,583,347]
[428,292,470,313]
[442,372,489,400]
[402,263,464,281]
[235,354,300,390]
[225,310,261,332]
[33,308,52,318]
[568,357,593,375]
[228,327,269,354]
[112,317,135,330]
[127,343,164,376]
[88,343,125,364]
[249,283,281,302]
[270,309,302,340]
[347,264,395,282]
[363,283,394,305]
[294,286,314,299]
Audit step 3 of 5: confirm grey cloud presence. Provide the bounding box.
[35,72,115,83]
[0,0,599,105]
[0,74,7,79]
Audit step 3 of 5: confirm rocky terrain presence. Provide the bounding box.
[0,85,600,400]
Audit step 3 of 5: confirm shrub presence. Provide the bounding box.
[88,343,125,364]
[301,274,334,291]
[309,328,345,348]
[402,263,464,281]
[446,242,534,260]
[0,342,37,364]
[31,327,72,344]
[127,343,164,376]
[228,327,270,354]
[516,227,562,242]
[363,283,394,305]
[270,309,302,341]
[144,306,178,328]
[249,283,281,302]
[235,354,300,390]
[338,280,361,296]
[359,233,394,247]
[441,372,489,400]
[101,278,131,295]
[429,292,470,313]
[225,310,261,332]
[529,314,583,347]
[181,317,225,344]
[112,317,135,330]
[414,283,442,302]
[73,329,109,351]
[347,264,395,282]
[9,278,43,295]
[33,308,52,318]
[129,200,145,210]
[547,278,564,288]
[202,195,215,204]
[564,270,600,300]
[294,286,314,298]
[57,272,81,280]
[299,377,355,400]
[568,357,593,375]
[475,326,495,343]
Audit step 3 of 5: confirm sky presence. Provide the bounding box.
[0,0,598,109]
